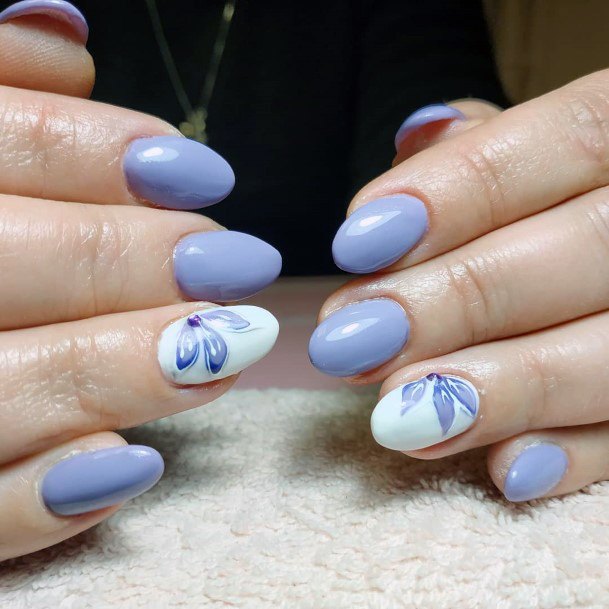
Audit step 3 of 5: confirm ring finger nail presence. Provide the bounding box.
[42,445,164,516]
[0,1,89,43]
[503,443,569,502]
[174,231,282,302]
[124,136,235,210]
[394,103,465,150]
[371,373,479,450]
[308,299,410,377]
[158,305,279,385]
[332,195,428,273]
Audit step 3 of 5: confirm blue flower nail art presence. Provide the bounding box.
[400,373,478,437]
[176,310,251,374]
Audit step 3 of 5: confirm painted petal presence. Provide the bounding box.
[445,377,478,416]
[176,321,200,371]
[433,383,456,436]
[199,323,229,374]
[202,309,250,331]
[400,378,427,416]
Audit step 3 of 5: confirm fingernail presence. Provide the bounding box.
[394,104,465,150]
[503,443,568,502]
[124,136,235,210]
[0,0,88,43]
[332,195,428,273]
[371,373,479,451]
[308,299,409,377]
[42,445,164,516]
[158,305,279,385]
[174,231,282,302]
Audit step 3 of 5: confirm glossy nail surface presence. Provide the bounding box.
[308,299,409,377]
[332,195,428,273]
[159,305,279,385]
[394,104,465,150]
[42,445,164,516]
[371,373,479,451]
[174,231,282,302]
[504,443,568,502]
[124,136,235,210]
[0,0,88,43]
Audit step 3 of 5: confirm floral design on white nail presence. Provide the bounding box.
[371,373,479,451]
[159,305,279,385]
[176,310,251,375]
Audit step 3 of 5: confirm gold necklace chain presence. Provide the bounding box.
[145,0,236,144]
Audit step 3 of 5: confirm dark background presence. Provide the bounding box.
[77,0,506,274]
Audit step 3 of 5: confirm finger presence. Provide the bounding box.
[333,67,609,274]
[0,432,163,560]
[369,310,609,458]
[0,85,233,209]
[0,196,281,329]
[392,99,502,164]
[0,303,278,463]
[312,184,609,381]
[488,426,609,503]
[0,1,94,97]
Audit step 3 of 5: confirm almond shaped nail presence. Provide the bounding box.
[371,373,479,451]
[42,445,164,516]
[158,305,279,385]
[124,136,235,210]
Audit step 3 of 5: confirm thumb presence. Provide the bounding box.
[0,0,94,97]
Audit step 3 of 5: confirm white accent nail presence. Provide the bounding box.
[158,305,279,385]
[371,373,479,451]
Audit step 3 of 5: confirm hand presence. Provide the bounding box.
[0,1,280,560]
[310,73,609,502]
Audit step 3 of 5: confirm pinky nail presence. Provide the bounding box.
[0,1,89,43]
[394,104,465,150]
[42,445,164,516]
[158,305,279,385]
[503,443,568,502]
[371,373,479,451]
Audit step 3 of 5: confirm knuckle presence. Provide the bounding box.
[583,194,609,258]
[443,253,509,344]
[74,208,131,316]
[515,346,552,430]
[556,84,609,173]
[451,137,513,229]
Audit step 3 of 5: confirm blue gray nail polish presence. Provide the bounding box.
[42,445,164,516]
[308,299,410,377]
[503,443,568,502]
[174,231,282,302]
[394,104,465,150]
[332,195,428,273]
[124,136,235,210]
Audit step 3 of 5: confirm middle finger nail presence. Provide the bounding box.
[308,299,410,377]
[174,231,282,302]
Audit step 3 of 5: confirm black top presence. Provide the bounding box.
[79,0,507,274]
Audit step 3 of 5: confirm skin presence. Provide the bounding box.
[0,13,242,560]
[319,76,609,502]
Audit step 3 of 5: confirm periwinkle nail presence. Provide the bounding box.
[308,299,409,377]
[332,195,428,273]
[124,136,235,210]
[394,103,465,150]
[503,443,568,502]
[0,0,88,43]
[174,231,282,302]
[42,445,164,516]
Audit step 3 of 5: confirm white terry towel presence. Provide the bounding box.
[3,388,609,608]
